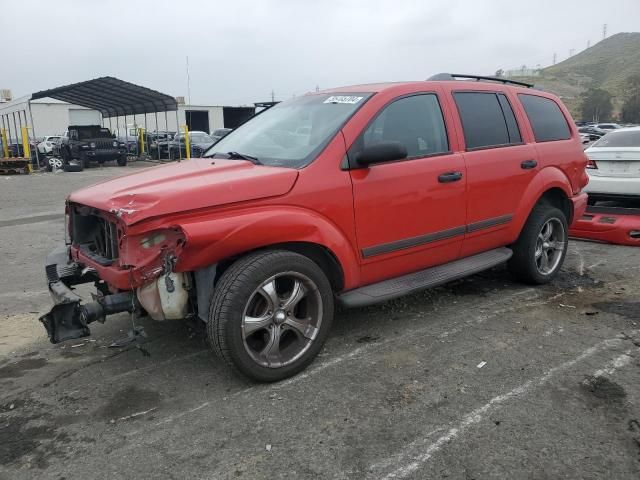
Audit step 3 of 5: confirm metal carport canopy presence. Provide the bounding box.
[30,76,177,118]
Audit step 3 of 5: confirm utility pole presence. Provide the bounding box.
[271,90,275,102]
[569,49,575,57]
[186,56,191,106]
[602,24,607,40]
[553,53,557,65]
[587,39,591,49]
[315,85,319,92]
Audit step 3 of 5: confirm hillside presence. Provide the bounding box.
[506,32,640,118]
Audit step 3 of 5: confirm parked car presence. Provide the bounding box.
[37,136,61,155]
[54,125,128,169]
[579,132,590,144]
[584,127,640,203]
[40,75,588,382]
[210,128,232,143]
[596,123,621,131]
[155,131,215,159]
[578,126,605,141]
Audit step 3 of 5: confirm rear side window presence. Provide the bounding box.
[358,94,449,158]
[453,92,521,149]
[518,94,571,142]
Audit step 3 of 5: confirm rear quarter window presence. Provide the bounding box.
[518,94,571,142]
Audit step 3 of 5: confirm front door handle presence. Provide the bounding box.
[521,159,537,169]
[438,171,463,183]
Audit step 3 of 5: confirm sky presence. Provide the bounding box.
[1,0,639,106]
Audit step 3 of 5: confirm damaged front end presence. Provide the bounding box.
[39,246,139,343]
[40,203,189,344]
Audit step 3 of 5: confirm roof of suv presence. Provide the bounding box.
[320,75,537,95]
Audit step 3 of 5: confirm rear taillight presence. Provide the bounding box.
[586,160,598,169]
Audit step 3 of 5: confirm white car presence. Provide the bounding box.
[37,135,61,155]
[595,123,621,131]
[584,127,640,203]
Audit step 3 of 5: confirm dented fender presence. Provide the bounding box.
[175,206,361,290]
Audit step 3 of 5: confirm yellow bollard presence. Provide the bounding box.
[21,127,30,160]
[1,129,8,158]
[181,124,191,159]
[139,127,145,155]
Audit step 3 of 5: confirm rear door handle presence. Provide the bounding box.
[438,171,463,183]
[521,159,537,169]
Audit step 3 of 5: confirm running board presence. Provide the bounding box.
[337,248,512,308]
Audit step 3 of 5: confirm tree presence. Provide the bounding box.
[495,69,504,78]
[621,75,640,123]
[579,88,613,122]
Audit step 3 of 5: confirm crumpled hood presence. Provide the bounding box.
[68,159,299,225]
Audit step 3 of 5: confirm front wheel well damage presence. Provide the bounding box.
[213,242,345,292]
[193,242,345,322]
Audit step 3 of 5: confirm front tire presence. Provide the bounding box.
[117,154,127,166]
[508,205,568,285]
[208,250,334,382]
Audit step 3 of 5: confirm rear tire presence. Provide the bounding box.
[117,155,127,166]
[508,205,568,285]
[208,250,334,382]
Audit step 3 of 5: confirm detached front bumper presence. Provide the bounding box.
[39,245,137,344]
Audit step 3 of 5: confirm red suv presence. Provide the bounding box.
[41,74,588,381]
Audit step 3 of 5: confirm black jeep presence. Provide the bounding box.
[54,125,128,169]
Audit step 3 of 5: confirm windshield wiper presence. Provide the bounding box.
[226,151,261,164]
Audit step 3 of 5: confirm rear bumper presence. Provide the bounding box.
[569,205,640,246]
[584,175,640,197]
[570,192,588,226]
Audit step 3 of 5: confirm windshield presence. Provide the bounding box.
[204,93,372,168]
[593,130,640,148]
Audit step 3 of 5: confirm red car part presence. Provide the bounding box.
[569,205,640,246]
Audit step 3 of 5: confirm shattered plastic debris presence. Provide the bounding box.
[559,304,576,308]
[265,444,272,452]
[477,361,487,369]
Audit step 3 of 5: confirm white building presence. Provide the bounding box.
[0,95,254,139]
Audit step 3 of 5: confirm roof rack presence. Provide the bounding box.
[427,73,534,88]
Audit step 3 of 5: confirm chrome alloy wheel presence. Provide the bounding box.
[241,272,323,368]
[535,217,566,275]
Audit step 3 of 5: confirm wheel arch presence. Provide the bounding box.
[509,167,574,240]
[214,242,345,292]
[536,187,573,224]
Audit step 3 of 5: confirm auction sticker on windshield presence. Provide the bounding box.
[323,96,363,104]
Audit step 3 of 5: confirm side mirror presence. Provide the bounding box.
[355,141,407,167]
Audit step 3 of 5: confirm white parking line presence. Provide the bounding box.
[126,288,545,435]
[369,333,638,479]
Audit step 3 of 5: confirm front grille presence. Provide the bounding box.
[92,216,120,260]
[71,208,120,263]
[96,139,115,149]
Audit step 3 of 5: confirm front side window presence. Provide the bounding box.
[205,93,372,168]
[453,92,516,149]
[354,94,449,159]
[518,94,571,142]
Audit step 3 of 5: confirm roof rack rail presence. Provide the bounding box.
[427,73,534,88]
